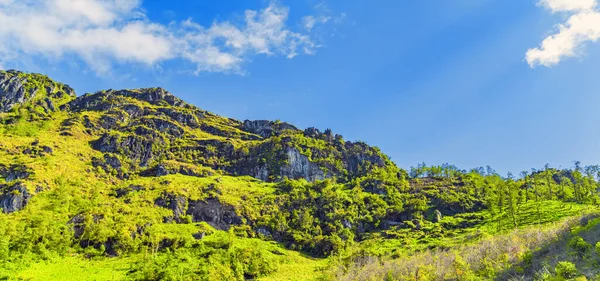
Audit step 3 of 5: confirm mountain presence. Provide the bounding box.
[1,70,600,281]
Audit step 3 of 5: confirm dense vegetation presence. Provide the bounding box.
[1,70,599,280]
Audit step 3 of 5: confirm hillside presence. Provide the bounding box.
[1,70,600,281]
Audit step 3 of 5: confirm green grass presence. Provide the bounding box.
[2,236,327,281]
[358,200,594,257]
[2,255,129,281]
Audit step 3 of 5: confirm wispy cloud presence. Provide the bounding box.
[302,15,330,31]
[0,0,331,74]
[526,0,600,67]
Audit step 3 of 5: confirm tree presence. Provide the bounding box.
[505,180,519,228]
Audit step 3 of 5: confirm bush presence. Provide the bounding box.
[522,250,533,270]
[180,215,193,224]
[568,236,591,258]
[555,261,578,279]
[595,241,600,255]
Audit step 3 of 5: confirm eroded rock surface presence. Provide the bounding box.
[0,182,31,213]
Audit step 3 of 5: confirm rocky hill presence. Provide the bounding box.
[1,70,599,281]
[0,70,407,260]
[0,69,398,184]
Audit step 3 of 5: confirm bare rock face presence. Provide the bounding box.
[0,72,28,112]
[0,69,75,113]
[280,147,326,182]
[0,182,31,213]
[186,198,242,230]
[153,193,243,230]
[92,133,162,167]
[242,120,298,138]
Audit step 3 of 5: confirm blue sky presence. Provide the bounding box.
[1,0,600,175]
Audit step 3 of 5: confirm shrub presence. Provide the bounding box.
[555,261,578,279]
[522,250,533,270]
[568,236,591,258]
[595,241,600,255]
[180,215,193,224]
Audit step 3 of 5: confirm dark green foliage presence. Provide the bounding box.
[568,236,591,258]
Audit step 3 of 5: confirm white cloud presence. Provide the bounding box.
[0,0,324,74]
[538,0,596,13]
[302,15,330,31]
[527,0,600,67]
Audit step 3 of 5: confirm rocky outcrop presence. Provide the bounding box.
[154,192,188,222]
[114,88,187,107]
[67,213,119,256]
[0,164,31,182]
[0,70,75,113]
[68,88,203,136]
[92,133,162,167]
[280,147,326,182]
[342,142,387,176]
[92,154,128,179]
[153,193,242,230]
[156,107,200,128]
[132,117,185,138]
[0,182,31,213]
[114,185,145,198]
[187,198,242,230]
[242,120,298,138]
[140,163,213,178]
[69,88,187,110]
[0,72,29,112]
[230,137,323,182]
[70,91,201,135]
[20,140,54,157]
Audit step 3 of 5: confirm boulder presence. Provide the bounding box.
[0,164,31,182]
[186,198,242,230]
[0,182,31,213]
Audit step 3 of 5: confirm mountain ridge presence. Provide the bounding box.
[0,69,405,259]
[0,69,396,183]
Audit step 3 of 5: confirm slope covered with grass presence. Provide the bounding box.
[1,70,599,280]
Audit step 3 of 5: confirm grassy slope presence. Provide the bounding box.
[4,243,327,281]
[0,109,328,281]
[359,200,593,257]
[331,211,600,281]
[1,91,599,280]
[4,199,592,280]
